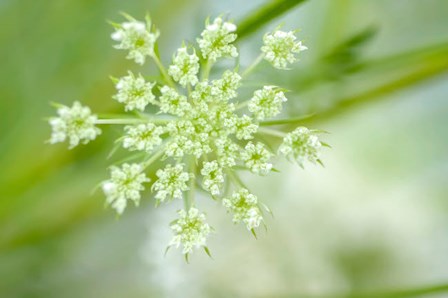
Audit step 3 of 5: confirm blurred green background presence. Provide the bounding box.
[1,0,448,297]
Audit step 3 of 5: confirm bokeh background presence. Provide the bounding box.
[1,0,448,297]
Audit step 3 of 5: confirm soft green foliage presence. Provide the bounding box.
[47,14,325,257]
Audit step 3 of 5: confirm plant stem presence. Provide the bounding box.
[185,159,196,210]
[241,53,265,78]
[259,114,314,126]
[151,54,176,88]
[227,170,248,189]
[142,146,165,170]
[258,127,286,138]
[202,59,212,81]
[95,119,148,125]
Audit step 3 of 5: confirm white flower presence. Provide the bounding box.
[241,142,273,175]
[211,70,241,101]
[228,114,258,140]
[201,161,225,196]
[197,17,238,62]
[102,163,150,214]
[168,46,200,87]
[113,72,156,111]
[111,17,159,65]
[170,208,211,255]
[49,101,101,149]
[190,81,213,103]
[261,30,307,69]
[152,164,191,202]
[158,86,191,117]
[279,127,322,166]
[122,123,164,152]
[215,137,240,168]
[248,86,287,120]
[223,188,263,230]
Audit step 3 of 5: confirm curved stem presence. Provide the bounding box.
[142,145,166,170]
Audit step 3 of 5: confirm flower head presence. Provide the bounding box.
[102,163,150,214]
[201,161,225,196]
[158,86,191,117]
[170,208,212,255]
[279,127,322,166]
[113,72,156,111]
[111,16,159,65]
[261,30,307,69]
[211,70,241,101]
[198,17,238,62]
[168,46,200,87]
[248,86,287,120]
[49,101,101,149]
[223,188,263,230]
[152,164,191,203]
[241,142,273,175]
[123,123,164,152]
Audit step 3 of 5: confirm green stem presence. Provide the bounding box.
[227,170,248,189]
[185,159,196,210]
[142,146,166,170]
[151,54,176,88]
[95,119,148,125]
[241,53,265,78]
[258,127,286,138]
[259,114,314,126]
[202,59,212,81]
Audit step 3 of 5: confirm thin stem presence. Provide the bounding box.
[142,146,166,170]
[235,100,250,111]
[95,119,148,125]
[258,127,286,138]
[151,54,176,88]
[227,170,248,189]
[185,159,196,210]
[259,114,314,126]
[202,59,212,81]
[241,53,265,78]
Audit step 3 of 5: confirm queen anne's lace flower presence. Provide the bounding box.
[168,46,200,87]
[241,142,273,175]
[111,17,159,65]
[48,13,327,258]
[102,163,150,214]
[223,188,263,230]
[279,127,322,166]
[49,101,101,149]
[198,17,238,62]
[152,164,191,202]
[123,123,164,152]
[201,161,225,196]
[113,72,156,111]
[261,30,307,69]
[170,208,211,255]
[248,86,287,120]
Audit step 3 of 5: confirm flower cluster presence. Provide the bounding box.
[223,188,263,231]
[48,14,327,259]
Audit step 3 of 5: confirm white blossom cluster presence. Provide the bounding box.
[48,101,101,149]
[223,188,263,231]
[261,30,308,69]
[48,14,326,258]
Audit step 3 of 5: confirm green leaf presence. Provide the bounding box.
[203,246,213,259]
[250,228,258,239]
[236,0,308,41]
